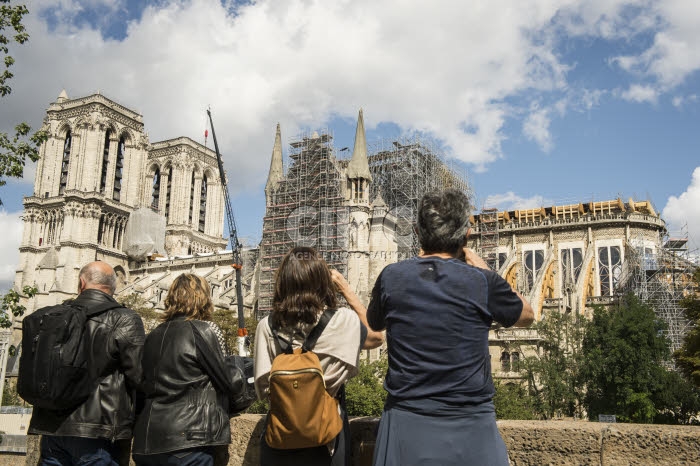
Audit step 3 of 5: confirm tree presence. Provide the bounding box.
[345,357,388,417]
[674,267,700,387]
[0,285,36,328]
[581,294,680,423]
[522,310,585,419]
[493,380,537,420]
[0,1,48,204]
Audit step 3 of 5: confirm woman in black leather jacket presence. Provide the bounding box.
[132,274,244,466]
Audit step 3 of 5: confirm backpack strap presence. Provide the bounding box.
[69,300,124,318]
[302,309,337,352]
[270,324,294,355]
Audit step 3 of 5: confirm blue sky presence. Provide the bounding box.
[1,0,699,288]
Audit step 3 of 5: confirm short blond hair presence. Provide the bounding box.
[162,274,214,321]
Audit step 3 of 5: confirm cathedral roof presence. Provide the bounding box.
[37,247,59,270]
[347,109,372,181]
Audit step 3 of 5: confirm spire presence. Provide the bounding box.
[265,123,283,200]
[347,109,372,181]
[57,89,68,103]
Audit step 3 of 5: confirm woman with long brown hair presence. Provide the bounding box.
[132,274,247,466]
[254,246,384,465]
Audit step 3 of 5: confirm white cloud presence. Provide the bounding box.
[523,106,553,152]
[662,167,700,252]
[0,0,698,199]
[611,0,700,89]
[482,192,553,212]
[0,0,670,195]
[671,94,698,108]
[620,84,658,103]
[0,210,23,292]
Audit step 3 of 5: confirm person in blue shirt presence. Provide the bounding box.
[368,188,534,466]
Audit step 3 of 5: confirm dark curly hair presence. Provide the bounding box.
[271,246,338,329]
[416,188,471,255]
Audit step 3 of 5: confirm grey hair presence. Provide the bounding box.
[416,188,471,255]
[79,262,117,295]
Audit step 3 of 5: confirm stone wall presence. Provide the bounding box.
[10,416,700,466]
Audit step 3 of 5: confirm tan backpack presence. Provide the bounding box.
[265,309,344,450]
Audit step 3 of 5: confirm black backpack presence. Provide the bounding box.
[18,300,122,410]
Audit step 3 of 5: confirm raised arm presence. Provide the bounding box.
[463,247,534,328]
[330,270,385,349]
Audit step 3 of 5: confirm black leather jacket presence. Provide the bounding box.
[28,289,146,440]
[131,317,244,455]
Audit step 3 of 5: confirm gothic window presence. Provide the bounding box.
[500,351,511,372]
[598,245,622,296]
[112,137,125,202]
[97,214,104,245]
[165,166,172,221]
[151,168,161,211]
[511,352,520,372]
[189,172,195,225]
[100,131,111,193]
[59,131,72,195]
[643,247,657,270]
[561,247,583,288]
[523,249,545,290]
[199,175,207,233]
[495,252,508,270]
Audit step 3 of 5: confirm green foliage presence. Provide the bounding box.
[674,267,700,387]
[522,310,585,419]
[246,398,269,414]
[582,294,676,423]
[211,308,258,355]
[2,380,21,406]
[0,1,29,97]
[0,2,49,204]
[345,357,388,417]
[652,369,700,425]
[493,381,537,420]
[0,285,37,328]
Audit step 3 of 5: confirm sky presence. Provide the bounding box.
[1,0,699,290]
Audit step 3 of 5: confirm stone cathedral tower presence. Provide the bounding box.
[15,91,226,312]
[345,109,373,300]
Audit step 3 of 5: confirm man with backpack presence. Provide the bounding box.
[23,261,145,466]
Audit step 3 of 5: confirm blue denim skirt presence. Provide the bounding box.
[372,400,510,466]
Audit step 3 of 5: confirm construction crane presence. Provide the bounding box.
[206,109,249,357]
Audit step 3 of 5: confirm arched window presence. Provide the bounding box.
[97,214,105,245]
[100,130,111,193]
[511,352,520,372]
[500,351,511,372]
[199,175,207,233]
[524,249,545,290]
[151,168,161,211]
[598,245,622,296]
[165,166,172,221]
[59,130,72,195]
[188,171,195,225]
[112,136,125,201]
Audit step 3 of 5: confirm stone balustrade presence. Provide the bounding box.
[7,415,699,466]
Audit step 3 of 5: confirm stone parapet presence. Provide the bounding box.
[10,416,700,466]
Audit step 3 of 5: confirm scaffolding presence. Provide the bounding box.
[257,133,472,317]
[257,130,349,318]
[479,208,500,270]
[617,234,697,353]
[366,136,472,259]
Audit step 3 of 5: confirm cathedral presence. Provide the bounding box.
[9,90,695,377]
